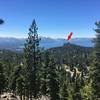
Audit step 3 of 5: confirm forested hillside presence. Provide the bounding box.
[48,43,92,65]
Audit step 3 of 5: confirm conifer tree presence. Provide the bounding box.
[41,51,50,96]
[81,82,92,100]
[16,65,25,100]
[24,19,41,99]
[59,65,70,100]
[9,65,22,95]
[48,57,60,100]
[90,21,100,99]
[60,81,69,100]
[0,62,6,97]
[72,76,82,100]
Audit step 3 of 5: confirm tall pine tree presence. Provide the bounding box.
[24,19,41,100]
[90,21,100,99]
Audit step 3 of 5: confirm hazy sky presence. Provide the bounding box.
[0,0,100,38]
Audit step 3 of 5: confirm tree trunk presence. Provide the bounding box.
[29,90,33,100]
[20,90,22,100]
[0,91,1,98]
[23,89,25,100]
[26,89,29,100]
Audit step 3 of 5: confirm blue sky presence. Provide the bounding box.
[0,0,100,38]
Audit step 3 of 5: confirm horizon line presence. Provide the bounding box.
[0,36,95,39]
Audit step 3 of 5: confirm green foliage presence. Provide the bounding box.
[90,21,100,99]
[41,51,50,96]
[0,62,6,94]
[94,21,100,52]
[48,43,92,68]
[60,81,69,100]
[16,65,25,99]
[59,65,70,100]
[72,77,82,100]
[48,57,60,100]
[24,19,41,99]
[81,82,92,100]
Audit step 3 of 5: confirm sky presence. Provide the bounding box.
[0,0,100,38]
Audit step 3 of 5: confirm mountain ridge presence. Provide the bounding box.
[0,37,94,51]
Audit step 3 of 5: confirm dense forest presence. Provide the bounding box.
[0,20,100,100]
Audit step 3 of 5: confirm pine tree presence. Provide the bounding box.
[16,65,25,100]
[24,19,41,99]
[81,82,92,100]
[9,65,21,95]
[94,22,100,52]
[41,51,50,96]
[72,76,82,100]
[60,81,69,100]
[48,57,60,100]
[0,62,6,97]
[90,21,100,99]
[59,65,69,100]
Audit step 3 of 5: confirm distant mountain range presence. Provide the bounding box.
[0,37,94,51]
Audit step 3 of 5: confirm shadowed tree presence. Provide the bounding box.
[0,62,6,98]
[41,51,50,96]
[90,21,100,99]
[48,57,60,100]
